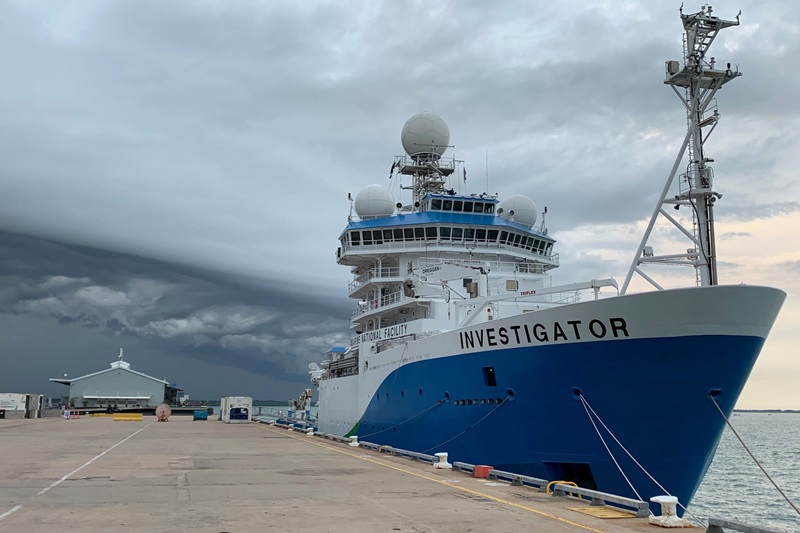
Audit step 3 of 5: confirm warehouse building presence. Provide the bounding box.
[49,349,182,409]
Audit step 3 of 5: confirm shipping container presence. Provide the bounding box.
[219,396,251,424]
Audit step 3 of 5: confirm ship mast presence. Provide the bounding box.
[621,5,741,294]
[394,148,460,211]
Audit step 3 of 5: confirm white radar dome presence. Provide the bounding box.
[497,195,538,227]
[401,112,450,159]
[354,184,395,218]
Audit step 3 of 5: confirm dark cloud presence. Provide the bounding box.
[0,232,350,398]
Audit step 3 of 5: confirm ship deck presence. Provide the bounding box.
[0,416,703,532]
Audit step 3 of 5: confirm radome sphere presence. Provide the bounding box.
[401,112,450,158]
[354,184,395,218]
[498,195,538,227]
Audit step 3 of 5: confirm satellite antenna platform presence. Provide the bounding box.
[621,5,742,294]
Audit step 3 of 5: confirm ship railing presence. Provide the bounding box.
[351,289,408,318]
[341,239,559,265]
[394,154,458,174]
[705,518,788,533]
[348,266,403,292]
[413,257,556,275]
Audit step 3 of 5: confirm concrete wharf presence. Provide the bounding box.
[0,416,701,533]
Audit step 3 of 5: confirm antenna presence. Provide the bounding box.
[621,6,741,294]
[485,148,489,194]
[118,348,123,361]
[539,206,548,233]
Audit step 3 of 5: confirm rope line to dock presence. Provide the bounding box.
[579,394,704,525]
[578,395,643,501]
[355,398,445,440]
[258,423,611,533]
[420,395,509,454]
[710,396,800,517]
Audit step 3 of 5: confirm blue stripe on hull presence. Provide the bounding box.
[355,334,763,512]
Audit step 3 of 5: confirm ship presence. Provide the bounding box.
[309,6,785,513]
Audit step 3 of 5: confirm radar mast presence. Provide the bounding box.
[621,5,741,294]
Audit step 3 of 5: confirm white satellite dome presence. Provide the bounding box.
[354,184,395,218]
[497,195,538,227]
[401,112,450,158]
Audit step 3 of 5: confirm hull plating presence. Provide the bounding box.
[355,334,762,508]
[318,285,786,510]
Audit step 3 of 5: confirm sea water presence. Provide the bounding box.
[687,412,800,531]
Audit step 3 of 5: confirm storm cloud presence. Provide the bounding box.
[1,1,798,405]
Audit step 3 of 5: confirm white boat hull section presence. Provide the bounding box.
[317,284,785,435]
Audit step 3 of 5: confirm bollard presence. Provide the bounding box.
[648,495,690,528]
[434,452,452,470]
[348,436,360,447]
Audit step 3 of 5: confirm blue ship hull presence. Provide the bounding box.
[355,333,763,512]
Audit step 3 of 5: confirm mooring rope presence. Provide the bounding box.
[578,394,643,501]
[356,397,445,440]
[580,393,711,526]
[581,395,674,496]
[710,396,800,517]
[421,396,510,454]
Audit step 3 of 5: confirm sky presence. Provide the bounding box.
[0,1,798,407]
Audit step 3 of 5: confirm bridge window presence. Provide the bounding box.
[452,228,463,241]
[404,228,414,240]
[463,201,473,213]
[431,199,442,210]
[440,227,451,240]
[363,231,373,245]
[476,229,486,241]
[464,228,475,241]
[443,200,453,211]
[414,227,425,240]
[488,229,499,241]
[383,229,393,241]
[500,231,509,244]
[393,228,403,240]
[426,227,437,239]
[351,231,361,245]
